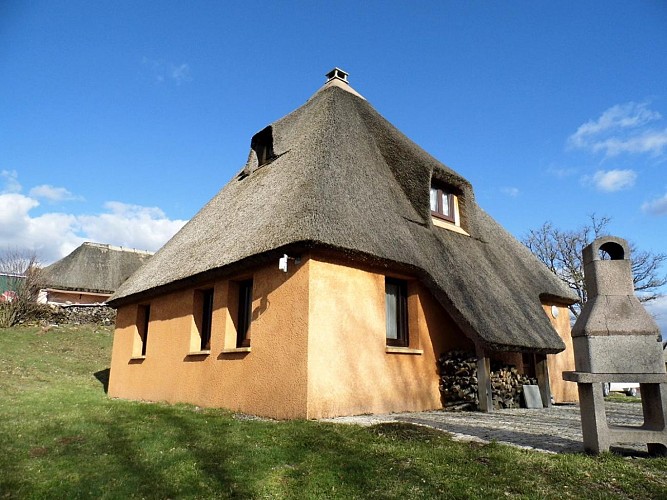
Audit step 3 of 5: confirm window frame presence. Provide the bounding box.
[138,304,150,357]
[199,288,214,351]
[236,279,253,348]
[385,277,409,347]
[430,185,456,223]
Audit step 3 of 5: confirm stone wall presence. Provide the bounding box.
[31,304,116,326]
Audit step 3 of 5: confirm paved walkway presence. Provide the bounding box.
[325,402,651,455]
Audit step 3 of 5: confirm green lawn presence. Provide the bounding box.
[606,393,642,404]
[1,325,666,499]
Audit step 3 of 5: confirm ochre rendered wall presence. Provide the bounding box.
[108,258,311,419]
[111,252,561,418]
[544,303,578,403]
[305,255,473,419]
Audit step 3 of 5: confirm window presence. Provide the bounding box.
[251,126,275,167]
[385,278,408,347]
[430,185,455,223]
[236,280,253,348]
[136,304,150,357]
[197,289,214,351]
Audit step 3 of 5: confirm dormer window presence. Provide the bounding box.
[429,181,469,236]
[430,185,455,223]
[251,126,275,167]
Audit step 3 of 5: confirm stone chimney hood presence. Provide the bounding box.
[564,236,667,455]
[572,236,662,373]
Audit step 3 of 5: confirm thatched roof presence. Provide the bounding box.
[42,242,153,294]
[109,74,577,353]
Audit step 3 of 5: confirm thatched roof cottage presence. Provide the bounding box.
[40,242,152,305]
[108,69,578,418]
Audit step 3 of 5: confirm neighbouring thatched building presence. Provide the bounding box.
[107,69,578,419]
[40,242,153,305]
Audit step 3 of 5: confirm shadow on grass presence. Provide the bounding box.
[94,368,110,393]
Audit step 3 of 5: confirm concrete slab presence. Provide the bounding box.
[522,385,543,408]
[323,402,651,455]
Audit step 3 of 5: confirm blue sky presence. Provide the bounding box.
[1,1,666,326]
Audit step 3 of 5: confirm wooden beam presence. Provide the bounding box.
[535,354,552,408]
[476,345,493,412]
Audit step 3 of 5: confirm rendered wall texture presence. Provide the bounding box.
[306,255,473,418]
[108,257,311,419]
[109,252,562,418]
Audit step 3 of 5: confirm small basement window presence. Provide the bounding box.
[251,126,275,167]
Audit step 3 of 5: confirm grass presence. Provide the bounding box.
[606,392,642,404]
[0,325,666,499]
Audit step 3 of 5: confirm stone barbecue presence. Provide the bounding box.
[563,236,667,454]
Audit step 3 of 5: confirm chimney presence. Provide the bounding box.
[325,67,349,83]
[572,236,662,373]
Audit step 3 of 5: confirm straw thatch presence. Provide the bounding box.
[42,242,153,294]
[109,77,577,353]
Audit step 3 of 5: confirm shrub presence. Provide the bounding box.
[0,249,43,328]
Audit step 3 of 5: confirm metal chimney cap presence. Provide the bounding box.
[326,67,349,83]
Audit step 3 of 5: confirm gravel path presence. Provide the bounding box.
[324,402,651,455]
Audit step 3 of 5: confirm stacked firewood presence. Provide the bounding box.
[438,350,538,411]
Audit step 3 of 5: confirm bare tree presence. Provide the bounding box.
[0,248,43,327]
[522,215,667,318]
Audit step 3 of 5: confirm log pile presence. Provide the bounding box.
[438,350,538,411]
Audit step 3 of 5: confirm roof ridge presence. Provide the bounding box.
[81,242,154,255]
[309,76,365,102]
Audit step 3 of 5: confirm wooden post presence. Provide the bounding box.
[535,354,552,408]
[476,345,493,412]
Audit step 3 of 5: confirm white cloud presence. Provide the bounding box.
[170,63,192,85]
[0,193,39,230]
[1,170,22,193]
[570,102,661,145]
[142,57,192,85]
[501,187,519,197]
[589,128,667,157]
[642,193,667,216]
[0,192,80,263]
[546,166,577,178]
[29,184,79,202]
[585,169,637,192]
[0,178,186,264]
[568,102,667,157]
[78,201,186,253]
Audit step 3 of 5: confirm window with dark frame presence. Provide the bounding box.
[430,184,455,223]
[199,288,214,351]
[385,278,408,347]
[138,304,150,356]
[236,279,253,348]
